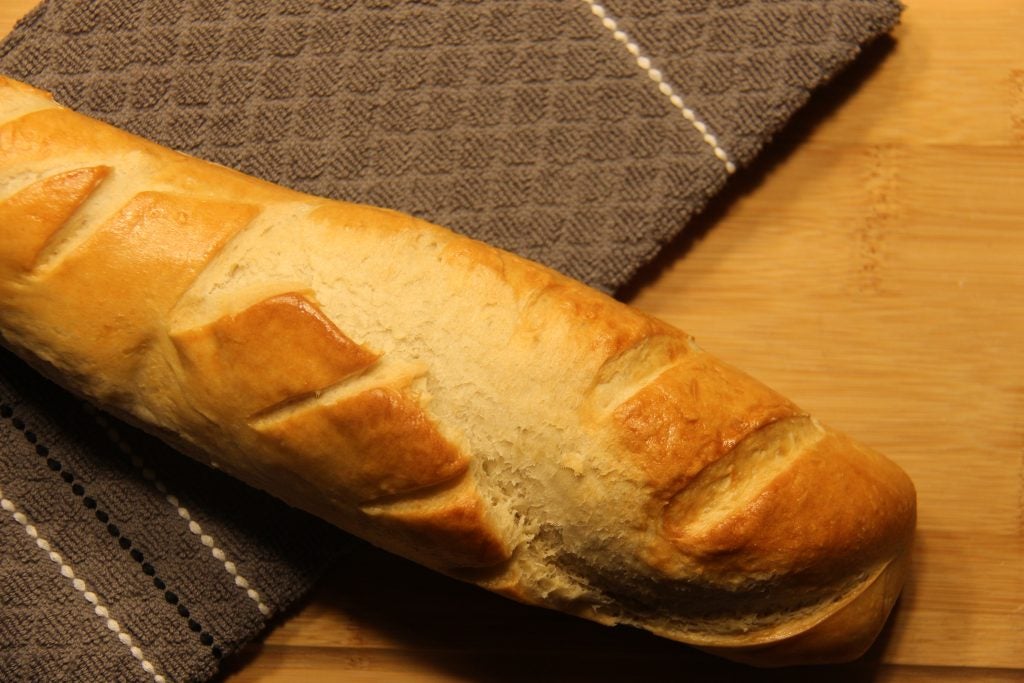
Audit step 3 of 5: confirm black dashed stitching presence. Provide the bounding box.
[0,404,224,659]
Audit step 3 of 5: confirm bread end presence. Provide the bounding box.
[698,547,911,667]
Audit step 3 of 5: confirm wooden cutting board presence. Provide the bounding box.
[2,1,1021,680]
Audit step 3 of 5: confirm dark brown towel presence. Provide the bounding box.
[0,1,900,681]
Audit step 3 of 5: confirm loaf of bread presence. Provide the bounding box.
[0,76,915,666]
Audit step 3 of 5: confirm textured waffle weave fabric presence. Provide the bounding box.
[0,1,900,681]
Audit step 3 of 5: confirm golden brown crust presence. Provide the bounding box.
[253,383,469,503]
[0,188,258,404]
[612,355,801,501]
[668,428,916,577]
[0,107,165,172]
[0,166,109,274]
[362,474,512,569]
[27,190,253,384]
[172,292,380,419]
[0,76,916,666]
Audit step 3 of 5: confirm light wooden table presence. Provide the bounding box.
[2,1,1021,681]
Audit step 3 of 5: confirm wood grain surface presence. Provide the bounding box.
[2,1,1021,681]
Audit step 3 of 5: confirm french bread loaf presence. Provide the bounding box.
[0,76,915,667]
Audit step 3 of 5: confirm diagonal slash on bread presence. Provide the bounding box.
[0,76,915,666]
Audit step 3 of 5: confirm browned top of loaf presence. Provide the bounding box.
[0,76,916,664]
[0,77,518,571]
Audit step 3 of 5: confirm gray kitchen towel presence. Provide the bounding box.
[0,346,349,683]
[0,1,901,681]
